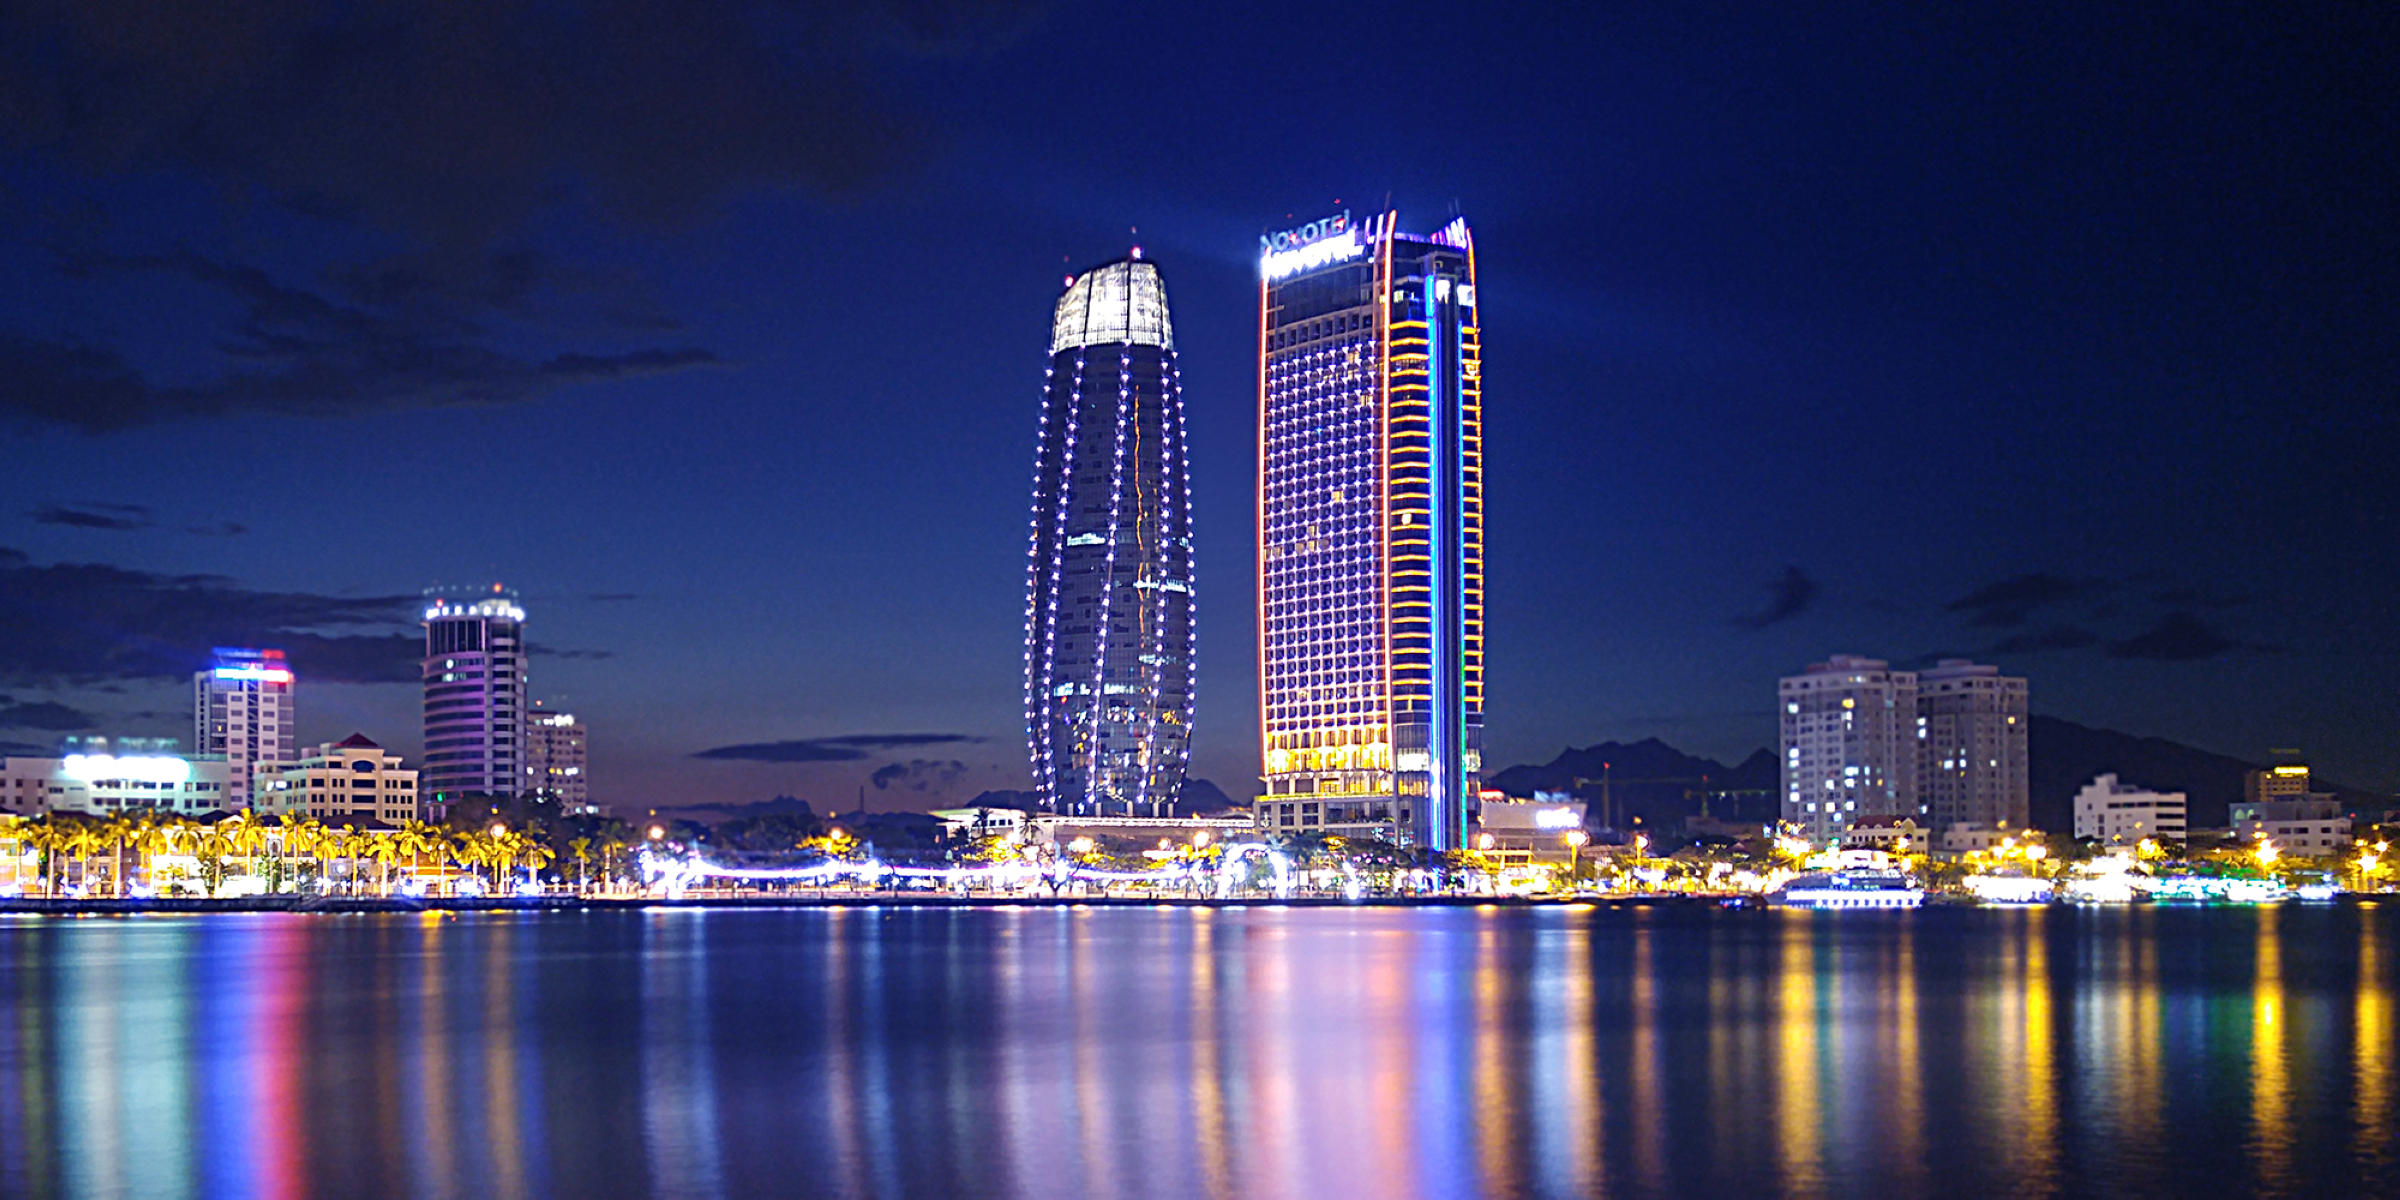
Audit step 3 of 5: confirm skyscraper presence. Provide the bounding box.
[1256,211,1485,852]
[1915,658,2029,834]
[1023,255,1196,817]
[1780,655,1919,844]
[193,647,294,810]
[422,586,528,809]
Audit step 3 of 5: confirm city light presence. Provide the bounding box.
[61,754,189,784]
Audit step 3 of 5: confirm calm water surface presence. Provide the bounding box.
[1,904,2395,1198]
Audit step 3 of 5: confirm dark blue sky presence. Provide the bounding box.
[2,0,2393,810]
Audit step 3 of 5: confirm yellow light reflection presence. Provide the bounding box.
[1474,917,1520,1196]
[2357,908,2390,1177]
[1631,916,1665,1188]
[2252,907,2293,1193]
[1775,914,1823,1194]
[2022,911,2058,1193]
[1889,918,1926,1193]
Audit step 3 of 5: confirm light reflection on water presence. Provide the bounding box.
[1,905,2396,1199]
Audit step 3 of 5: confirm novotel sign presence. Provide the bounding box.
[1260,210,1352,255]
[1260,211,1366,281]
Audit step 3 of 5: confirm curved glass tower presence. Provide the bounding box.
[1024,256,1196,818]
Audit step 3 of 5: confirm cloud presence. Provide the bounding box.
[185,522,248,537]
[0,1,1049,252]
[528,643,613,661]
[0,695,97,731]
[1946,574,2104,627]
[692,733,986,764]
[870,759,967,792]
[1982,624,2103,656]
[2106,613,2242,662]
[30,502,152,531]
[1733,565,1817,629]
[0,547,418,685]
[1,255,722,432]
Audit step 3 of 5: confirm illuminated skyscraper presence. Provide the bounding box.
[193,646,294,810]
[1023,255,1196,817]
[1256,211,1485,851]
[422,586,528,808]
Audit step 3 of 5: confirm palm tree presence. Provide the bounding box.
[520,838,557,893]
[24,819,60,896]
[63,821,105,894]
[195,824,236,896]
[398,820,441,893]
[365,832,402,895]
[222,810,271,891]
[568,837,593,894]
[0,815,25,893]
[132,817,177,896]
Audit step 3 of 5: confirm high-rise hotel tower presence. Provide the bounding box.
[1023,256,1196,817]
[1257,211,1484,851]
[422,585,529,808]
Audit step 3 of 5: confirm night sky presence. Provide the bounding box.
[2,1,2393,811]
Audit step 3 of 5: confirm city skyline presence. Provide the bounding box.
[1,2,2393,811]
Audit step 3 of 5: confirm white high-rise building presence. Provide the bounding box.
[2072,774,2187,846]
[1916,659,2030,834]
[421,586,528,810]
[526,705,590,813]
[1779,655,1919,845]
[193,647,295,810]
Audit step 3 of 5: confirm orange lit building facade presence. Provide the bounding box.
[1257,211,1484,851]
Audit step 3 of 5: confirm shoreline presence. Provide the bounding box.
[0,892,1757,915]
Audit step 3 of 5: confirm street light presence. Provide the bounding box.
[2257,839,2281,868]
[1564,829,1589,884]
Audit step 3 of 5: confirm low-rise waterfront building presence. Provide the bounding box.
[2232,797,2352,857]
[1476,798,1586,865]
[0,737,233,816]
[1840,816,1928,851]
[2072,773,2188,847]
[255,735,420,825]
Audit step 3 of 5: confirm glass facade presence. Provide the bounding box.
[1259,213,1484,851]
[1024,259,1196,817]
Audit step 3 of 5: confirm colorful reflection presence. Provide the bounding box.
[0,906,2392,1198]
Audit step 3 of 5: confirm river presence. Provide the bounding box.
[0,903,2393,1198]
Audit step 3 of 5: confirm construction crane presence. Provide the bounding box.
[1570,764,1717,835]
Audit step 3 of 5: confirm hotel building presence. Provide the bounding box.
[256,734,420,825]
[421,587,529,809]
[1780,656,1919,845]
[1023,256,1197,817]
[193,647,294,810]
[1256,210,1485,851]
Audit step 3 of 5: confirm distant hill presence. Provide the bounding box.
[1487,737,1780,829]
[2026,715,2383,829]
[1489,717,2389,836]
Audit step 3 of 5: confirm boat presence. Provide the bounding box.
[1775,870,1923,910]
